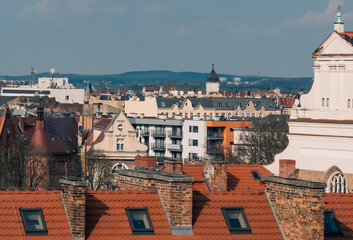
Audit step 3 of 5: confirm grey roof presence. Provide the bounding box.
[0,96,17,105]
[128,117,183,126]
[157,97,278,111]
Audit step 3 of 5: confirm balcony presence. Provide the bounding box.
[141,130,150,137]
[206,133,224,140]
[168,130,183,138]
[151,143,166,151]
[167,144,183,152]
[151,129,166,137]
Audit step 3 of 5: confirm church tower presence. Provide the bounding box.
[268,6,353,193]
[206,64,219,93]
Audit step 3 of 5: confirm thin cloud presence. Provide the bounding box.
[142,4,169,15]
[111,5,128,16]
[269,0,353,34]
[19,0,52,18]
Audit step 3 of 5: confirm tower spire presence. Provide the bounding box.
[334,5,344,33]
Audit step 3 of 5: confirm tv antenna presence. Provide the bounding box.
[50,68,55,88]
[30,67,36,86]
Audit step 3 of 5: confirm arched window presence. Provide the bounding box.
[328,172,348,193]
[112,163,128,173]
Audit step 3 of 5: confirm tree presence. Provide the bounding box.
[234,115,289,165]
[0,140,49,190]
[86,152,114,190]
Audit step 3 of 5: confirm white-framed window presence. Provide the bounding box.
[189,139,198,146]
[189,126,198,133]
[348,99,351,108]
[322,98,325,107]
[117,139,124,151]
[189,153,198,159]
[66,96,70,101]
[326,98,329,107]
[112,163,128,173]
[327,172,348,193]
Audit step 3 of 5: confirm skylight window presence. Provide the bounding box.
[251,171,261,180]
[20,208,48,236]
[222,207,251,234]
[324,210,343,237]
[126,208,154,235]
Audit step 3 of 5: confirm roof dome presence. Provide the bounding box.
[207,64,219,83]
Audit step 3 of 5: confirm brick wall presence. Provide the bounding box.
[264,176,326,240]
[164,159,183,174]
[279,159,296,178]
[203,160,227,192]
[135,156,157,170]
[116,170,194,234]
[60,178,87,240]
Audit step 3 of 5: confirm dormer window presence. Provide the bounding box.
[222,207,251,234]
[161,102,165,107]
[20,208,48,236]
[251,171,261,180]
[126,208,154,235]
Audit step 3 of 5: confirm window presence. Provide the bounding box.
[189,126,198,133]
[328,172,347,193]
[20,208,48,236]
[327,98,329,107]
[117,139,124,151]
[324,210,343,237]
[126,208,154,235]
[112,163,128,173]
[222,207,251,234]
[348,99,351,108]
[161,102,165,106]
[322,98,325,107]
[65,96,70,101]
[259,113,262,118]
[189,139,198,146]
[189,153,198,159]
[251,171,261,180]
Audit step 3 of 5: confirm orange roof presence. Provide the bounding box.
[183,165,274,192]
[325,193,353,239]
[0,190,71,239]
[191,192,282,239]
[86,190,171,239]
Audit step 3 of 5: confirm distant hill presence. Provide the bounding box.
[1,70,313,93]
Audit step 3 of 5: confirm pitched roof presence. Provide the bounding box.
[338,31,353,46]
[0,190,71,239]
[85,190,171,239]
[325,193,353,239]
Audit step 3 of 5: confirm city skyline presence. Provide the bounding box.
[0,0,351,77]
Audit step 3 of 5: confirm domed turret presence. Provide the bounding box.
[207,64,219,83]
[206,64,220,93]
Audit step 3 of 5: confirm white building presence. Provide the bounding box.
[268,7,353,193]
[182,119,207,160]
[206,64,220,93]
[1,77,84,104]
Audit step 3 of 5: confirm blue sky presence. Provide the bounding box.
[0,0,352,77]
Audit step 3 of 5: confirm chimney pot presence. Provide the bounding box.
[279,159,296,178]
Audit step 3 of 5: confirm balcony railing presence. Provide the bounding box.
[151,143,166,151]
[167,130,183,138]
[167,144,183,151]
[206,133,224,140]
[151,129,166,137]
[141,129,150,136]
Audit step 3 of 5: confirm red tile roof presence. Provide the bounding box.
[191,192,282,239]
[0,190,71,239]
[94,118,112,130]
[325,193,353,239]
[85,190,171,239]
[183,165,274,193]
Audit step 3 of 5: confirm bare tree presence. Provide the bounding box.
[86,152,113,190]
[0,140,49,190]
[235,115,289,165]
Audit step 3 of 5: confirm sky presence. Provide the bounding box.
[0,0,352,77]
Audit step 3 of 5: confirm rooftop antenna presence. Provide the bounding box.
[50,68,55,88]
[31,67,36,86]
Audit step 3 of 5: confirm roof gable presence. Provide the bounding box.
[314,31,353,55]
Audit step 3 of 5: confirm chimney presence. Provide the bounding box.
[135,156,157,170]
[35,100,45,131]
[60,177,87,240]
[164,159,183,174]
[116,167,194,235]
[264,176,326,240]
[334,6,344,33]
[203,160,227,192]
[279,159,296,178]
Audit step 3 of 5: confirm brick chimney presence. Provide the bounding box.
[164,159,183,174]
[263,176,326,240]
[60,177,87,240]
[279,159,296,178]
[135,156,157,170]
[115,168,194,235]
[203,160,227,192]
